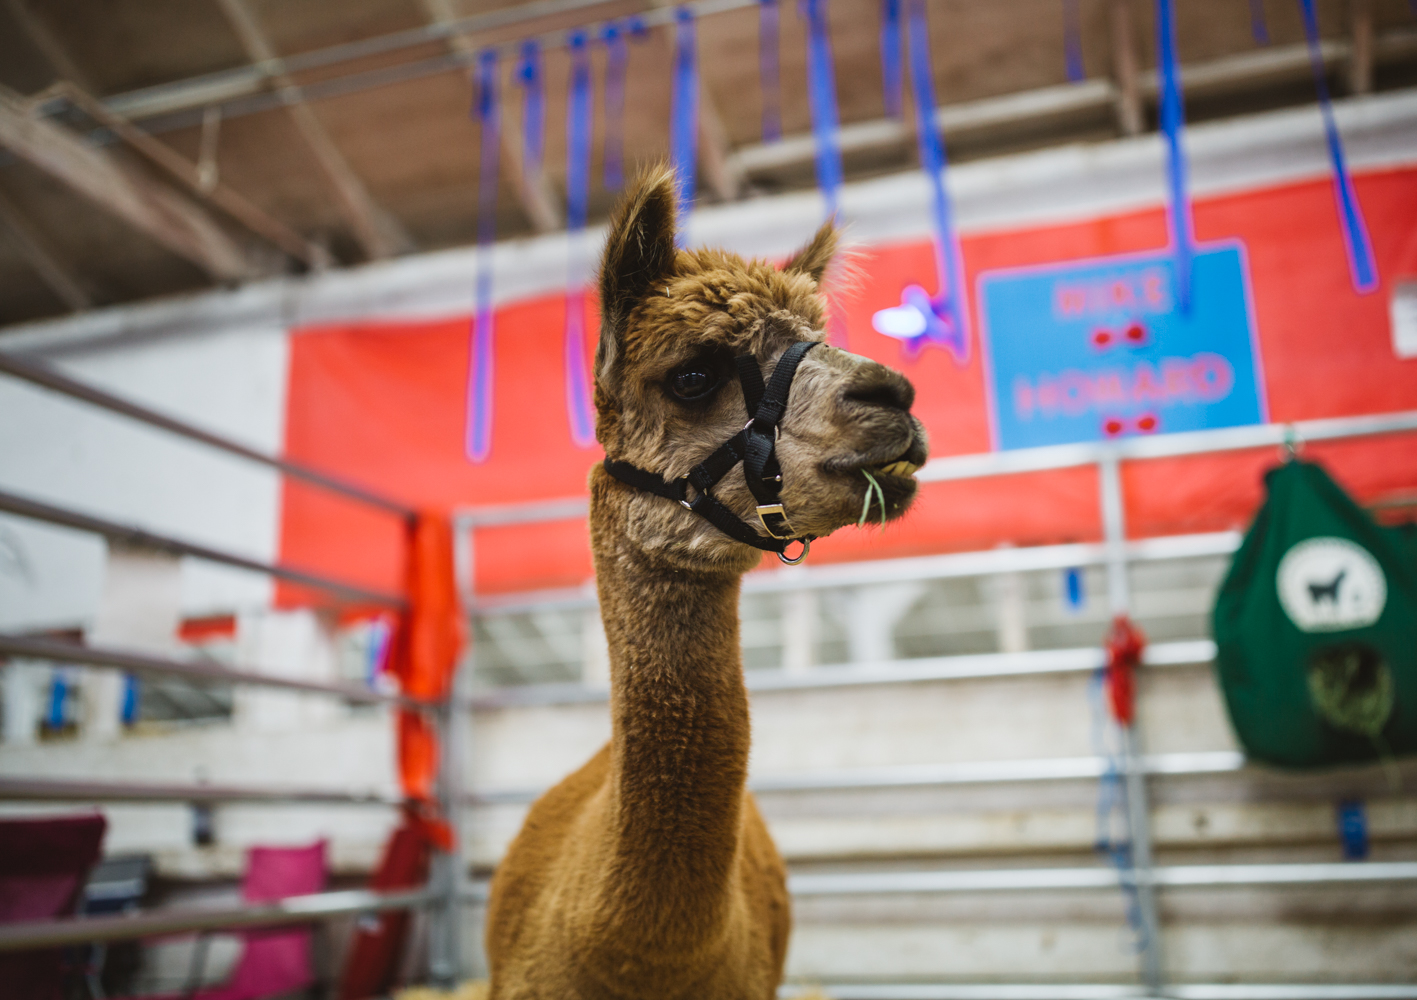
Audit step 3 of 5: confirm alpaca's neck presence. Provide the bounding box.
[588,480,751,941]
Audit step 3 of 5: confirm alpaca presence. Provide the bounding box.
[484,167,928,999]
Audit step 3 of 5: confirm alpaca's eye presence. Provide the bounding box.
[669,365,719,401]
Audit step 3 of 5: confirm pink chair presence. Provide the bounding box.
[0,813,107,1000]
[170,840,328,1000]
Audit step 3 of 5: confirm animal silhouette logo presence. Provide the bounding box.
[1277,538,1385,632]
[1308,569,1347,605]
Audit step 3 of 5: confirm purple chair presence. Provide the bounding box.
[166,840,328,1000]
[0,813,108,1000]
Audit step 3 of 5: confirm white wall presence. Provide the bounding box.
[0,325,288,632]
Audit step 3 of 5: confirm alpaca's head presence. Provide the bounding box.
[594,167,929,571]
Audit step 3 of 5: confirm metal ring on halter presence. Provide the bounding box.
[743,417,781,441]
[777,537,810,565]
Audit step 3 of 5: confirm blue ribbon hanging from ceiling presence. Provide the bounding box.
[1063,0,1085,81]
[1249,0,1270,45]
[465,49,499,463]
[880,0,902,117]
[1154,0,1195,312]
[601,23,628,191]
[802,0,844,218]
[564,30,596,448]
[1298,0,1379,293]
[516,40,544,188]
[759,0,783,142]
[601,18,647,192]
[872,0,968,363]
[671,7,699,229]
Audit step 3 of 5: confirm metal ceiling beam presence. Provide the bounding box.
[96,0,704,122]
[41,16,1417,215]
[54,9,1417,147]
[213,0,414,261]
[727,33,1416,179]
[46,82,325,268]
[419,0,562,233]
[0,88,253,281]
[731,79,1119,176]
[0,186,91,310]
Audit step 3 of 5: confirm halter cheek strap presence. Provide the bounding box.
[603,339,819,565]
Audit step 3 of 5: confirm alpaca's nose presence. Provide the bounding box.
[842,363,914,413]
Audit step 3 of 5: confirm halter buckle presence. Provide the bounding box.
[778,537,811,565]
[756,503,793,539]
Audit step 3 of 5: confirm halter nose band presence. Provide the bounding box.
[603,339,820,564]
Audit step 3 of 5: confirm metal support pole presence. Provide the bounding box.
[427,655,469,986]
[1099,454,1131,614]
[1098,453,1163,992]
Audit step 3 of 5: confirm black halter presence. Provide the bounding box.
[603,339,819,565]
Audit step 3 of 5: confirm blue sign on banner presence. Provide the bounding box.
[978,243,1268,451]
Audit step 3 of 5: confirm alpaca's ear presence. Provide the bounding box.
[783,221,838,283]
[597,165,678,379]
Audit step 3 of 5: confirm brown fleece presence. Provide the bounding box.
[485,167,929,999]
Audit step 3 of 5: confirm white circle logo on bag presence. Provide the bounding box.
[1276,537,1387,632]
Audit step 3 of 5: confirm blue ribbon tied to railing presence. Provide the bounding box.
[465,49,499,463]
[1298,0,1379,294]
[801,0,844,219]
[1154,0,1195,312]
[871,0,968,364]
[880,0,902,117]
[564,30,596,448]
[671,7,699,231]
[759,0,783,142]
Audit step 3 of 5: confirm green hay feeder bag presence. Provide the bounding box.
[1212,460,1417,768]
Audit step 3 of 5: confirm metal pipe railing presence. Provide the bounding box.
[0,887,437,951]
[0,777,402,805]
[456,861,1417,904]
[777,985,1417,1000]
[464,751,1413,806]
[463,530,1241,616]
[0,633,421,706]
[0,488,405,609]
[464,751,1246,806]
[0,350,416,522]
[784,862,1417,897]
[464,639,1216,711]
[0,354,457,971]
[916,409,1417,483]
